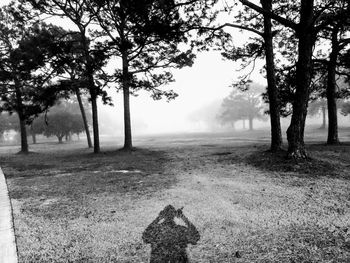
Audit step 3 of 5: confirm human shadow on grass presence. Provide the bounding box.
[143,205,200,263]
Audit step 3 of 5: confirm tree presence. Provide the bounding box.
[214,0,284,150]
[238,0,349,158]
[341,101,350,117]
[312,2,350,144]
[0,112,18,141]
[88,0,195,150]
[308,99,327,129]
[218,82,266,131]
[260,0,282,151]
[41,100,85,143]
[42,112,85,143]
[27,0,110,153]
[52,32,97,149]
[0,3,67,153]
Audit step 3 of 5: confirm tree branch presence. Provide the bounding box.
[197,23,264,37]
[239,0,298,31]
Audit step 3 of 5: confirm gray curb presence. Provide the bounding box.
[0,167,18,263]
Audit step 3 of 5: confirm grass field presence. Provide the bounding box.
[1,129,350,262]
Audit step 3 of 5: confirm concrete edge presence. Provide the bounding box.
[0,167,18,263]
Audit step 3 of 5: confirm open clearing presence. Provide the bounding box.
[1,129,350,262]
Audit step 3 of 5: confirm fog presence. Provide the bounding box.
[96,48,350,138]
[97,52,269,137]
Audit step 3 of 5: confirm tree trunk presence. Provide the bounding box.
[321,106,326,129]
[326,26,340,145]
[31,134,36,144]
[242,119,246,129]
[75,88,92,148]
[286,0,315,159]
[80,26,100,153]
[261,0,282,152]
[18,117,28,152]
[249,117,253,131]
[14,82,29,153]
[30,124,37,144]
[58,135,64,143]
[122,52,133,150]
[90,94,100,153]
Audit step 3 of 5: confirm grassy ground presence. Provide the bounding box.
[1,129,350,262]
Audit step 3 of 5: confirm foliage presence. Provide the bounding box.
[52,31,112,104]
[308,98,327,117]
[0,3,68,123]
[41,100,85,142]
[0,112,18,135]
[341,101,350,116]
[87,0,196,100]
[218,82,267,129]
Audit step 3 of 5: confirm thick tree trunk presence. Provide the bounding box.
[14,82,29,153]
[286,0,315,159]
[75,88,92,148]
[261,0,282,152]
[122,52,132,150]
[326,26,340,145]
[249,117,253,131]
[58,136,64,143]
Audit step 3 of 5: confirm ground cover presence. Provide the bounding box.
[1,130,350,262]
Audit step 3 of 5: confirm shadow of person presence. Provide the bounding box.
[142,205,200,263]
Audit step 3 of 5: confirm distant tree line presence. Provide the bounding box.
[0,100,87,144]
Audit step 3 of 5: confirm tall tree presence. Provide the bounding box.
[27,0,110,153]
[260,0,282,151]
[88,0,195,150]
[0,3,66,153]
[323,11,350,144]
[215,0,284,151]
[53,32,96,148]
[238,0,349,158]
